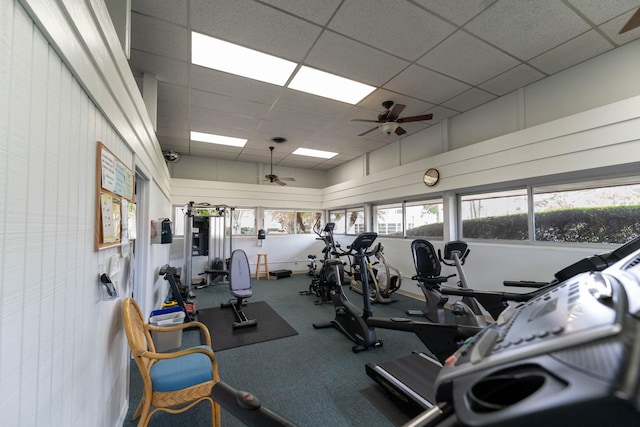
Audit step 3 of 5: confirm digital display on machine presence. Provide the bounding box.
[494,276,618,357]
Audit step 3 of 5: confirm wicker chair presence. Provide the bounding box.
[122,297,220,427]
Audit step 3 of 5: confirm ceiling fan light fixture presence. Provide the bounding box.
[379,122,399,135]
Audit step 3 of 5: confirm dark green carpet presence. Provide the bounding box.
[197,300,298,351]
[124,274,432,427]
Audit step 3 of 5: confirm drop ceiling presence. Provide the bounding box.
[128,0,640,171]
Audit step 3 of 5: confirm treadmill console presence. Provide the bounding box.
[433,247,640,426]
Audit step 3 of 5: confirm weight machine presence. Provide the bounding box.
[183,202,235,297]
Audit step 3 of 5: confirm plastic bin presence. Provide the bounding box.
[149,307,186,351]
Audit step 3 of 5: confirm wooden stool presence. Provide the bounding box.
[256,253,270,280]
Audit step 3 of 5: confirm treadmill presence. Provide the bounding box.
[366,235,640,416]
[365,317,482,415]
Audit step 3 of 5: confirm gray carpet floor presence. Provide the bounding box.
[124,273,434,427]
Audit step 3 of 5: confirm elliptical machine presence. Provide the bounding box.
[349,242,402,304]
[313,232,383,353]
[300,221,341,305]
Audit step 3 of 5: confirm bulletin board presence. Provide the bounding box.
[95,141,136,251]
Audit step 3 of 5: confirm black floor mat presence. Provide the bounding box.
[197,301,298,351]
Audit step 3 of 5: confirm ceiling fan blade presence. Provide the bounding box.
[620,7,640,34]
[358,127,378,137]
[397,113,433,123]
[351,119,380,123]
[279,177,295,181]
[395,126,407,136]
[387,103,406,121]
[275,179,287,186]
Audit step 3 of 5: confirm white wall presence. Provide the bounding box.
[1,1,174,426]
[171,234,327,281]
[170,154,328,188]
[0,3,131,425]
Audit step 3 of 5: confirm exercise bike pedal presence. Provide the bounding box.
[352,340,383,353]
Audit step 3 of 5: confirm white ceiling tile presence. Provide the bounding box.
[264,106,334,132]
[190,148,240,160]
[157,83,188,104]
[426,105,461,122]
[189,89,272,118]
[189,0,322,61]
[131,0,188,25]
[157,137,190,152]
[129,50,189,86]
[275,89,354,119]
[418,30,520,85]
[126,0,640,170]
[156,115,188,131]
[529,30,613,74]
[256,120,320,140]
[259,0,343,25]
[385,65,471,104]
[442,88,497,112]
[130,13,188,61]
[465,0,591,60]
[157,101,188,119]
[304,30,410,87]
[479,64,545,96]
[188,106,261,132]
[328,0,456,61]
[566,0,640,25]
[189,66,283,105]
[599,9,640,44]
[413,0,498,26]
[157,127,189,140]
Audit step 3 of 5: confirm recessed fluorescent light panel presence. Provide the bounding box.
[190,131,247,148]
[288,66,376,104]
[191,32,297,86]
[293,147,338,159]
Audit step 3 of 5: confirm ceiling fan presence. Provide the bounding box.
[265,146,295,186]
[352,100,433,137]
[620,6,640,34]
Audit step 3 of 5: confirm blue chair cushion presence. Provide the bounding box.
[150,345,214,392]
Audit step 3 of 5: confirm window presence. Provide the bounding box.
[375,204,403,236]
[460,189,529,240]
[329,210,346,234]
[232,208,256,235]
[264,209,295,234]
[329,208,364,234]
[264,209,323,234]
[296,211,323,234]
[346,208,364,235]
[534,181,640,244]
[405,199,444,238]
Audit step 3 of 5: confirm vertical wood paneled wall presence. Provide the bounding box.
[1,2,132,425]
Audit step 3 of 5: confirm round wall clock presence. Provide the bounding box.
[423,168,440,187]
